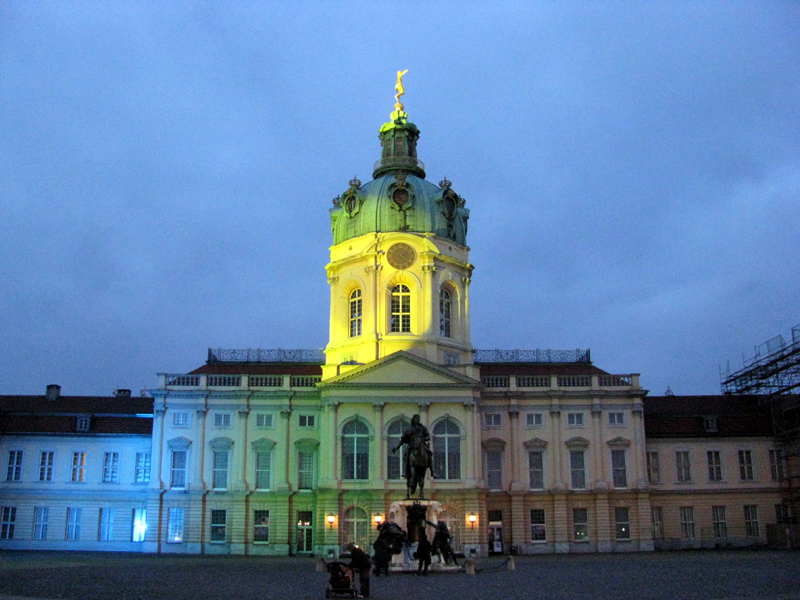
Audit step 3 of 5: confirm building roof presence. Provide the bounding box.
[643,395,774,438]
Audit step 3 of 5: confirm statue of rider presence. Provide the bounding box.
[392,414,434,480]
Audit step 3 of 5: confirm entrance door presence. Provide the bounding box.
[488,509,503,554]
[296,510,313,553]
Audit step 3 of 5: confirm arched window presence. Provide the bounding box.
[439,289,451,337]
[342,506,369,551]
[341,420,370,480]
[349,289,362,337]
[437,507,462,551]
[390,284,411,333]
[433,419,461,480]
[387,418,411,480]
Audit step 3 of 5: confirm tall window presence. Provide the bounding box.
[530,509,546,542]
[34,507,49,540]
[744,505,759,537]
[0,507,16,540]
[135,452,151,483]
[646,452,660,483]
[39,451,54,482]
[210,509,226,543]
[675,451,691,482]
[132,509,147,542]
[387,418,410,480]
[707,451,722,482]
[679,506,695,538]
[433,419,461,480]
[570,450,586,490]
[71,452,86,482]
[255,451,272,490]
[6,451,22,481]
[298,452,314,490]
[390,284,411,333]
[611,450,627,488]
[103,452,120,483]
[528,451,544,490]
[769,449,785,481]
[349,289,362,337]
[738,450,754,481]
[342,506,369,551]
[213,451,229,490]
[651,507,663,539]
[167,508,184,543]
[254,510,270,543]
[486,450,503,490]
[341,420,369,480]
[171,450,187,488]
[712,506,727,538]
[439,289,451,337]
[573,508,588,541]
[437,508,462,551]
[614,507,630,540]
[66,507,81,541]
[99,508,115,541]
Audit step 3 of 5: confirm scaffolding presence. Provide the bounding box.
[721,324,800,543]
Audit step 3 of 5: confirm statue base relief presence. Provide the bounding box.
[385,499,459,572]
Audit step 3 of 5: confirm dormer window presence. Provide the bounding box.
[76,416,90,432]
[703,416,718,433]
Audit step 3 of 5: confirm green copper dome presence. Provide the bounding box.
[330,110,470,246]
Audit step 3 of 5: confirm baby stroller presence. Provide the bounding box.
[325,560,357,598]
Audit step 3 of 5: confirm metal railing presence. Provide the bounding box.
[474,349,590,364]
[208,348,325,363]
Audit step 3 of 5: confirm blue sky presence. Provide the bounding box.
[1,2,798,396]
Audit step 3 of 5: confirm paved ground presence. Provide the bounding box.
[0,550,799,600]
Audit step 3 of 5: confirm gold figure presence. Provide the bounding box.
[394,69,408,111]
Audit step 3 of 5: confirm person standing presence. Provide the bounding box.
[416,529,432,575]
[346,542,372,598]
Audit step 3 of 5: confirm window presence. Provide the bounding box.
[744,505,759,537]
[567,413,584,427]
[210,509,226,542]
[255,451,272,490]
[437,508,463,552]
[343,506,369,551]
[439,289,451,337]
[132,509,147,542]
[739,450,754,481]
[0,507,16,540]
[707,451,722,482]
[6,450,22,481]
[444,352,459,365]
[680,507,695,538]
[712,506,727,538]
[76,415,90,432]
[66,507,81,541]
[387,418,410,480]
[528,451,544,490]
[526,413,543,428]
[675,451,691,482]
[349,289,362,337]
[71,452,86,482]
[341,420,369,480]
[611,450,627,488]
[572,508,588,542]
[135,452,151,484]
[39,451,54,482]
[646,451,661,484]
[484,413,501,428]
[298,451,314,490]
[614,507,630,540]
[433,419,461,480]
[256,413,274,429]
[652,507,663,539]
[34,507,49,540]
[172,412,190,428]
[171,450,187,488]
[213,451,229,490]
[703,416,718,433]
[298,414,316,428]
[770,449,785,481]
[214,413,231,428]
[608,412,624,426]
[167,508,184,543]
[103,452,120,483]
[390,284,411,333]
[99,508,115,541]
[570,450,586,490]
[530,509,546,542]
[254,510,270,543]
[776,503,792,525]
[486,450,503,490]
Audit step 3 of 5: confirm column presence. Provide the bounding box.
[318,402,339,489]
[234,409,249,491]
[277,409,291,491]
[463,402,477,487]
[152,408,166,488]
[192,409,207,490]
[373,402,385,484]
[632,403,646,488]
[550,406,564,489]
[591,403,607,489]
[508,407,524,492]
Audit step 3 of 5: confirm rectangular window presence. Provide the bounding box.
[171,450,187,488]
[255,451,271,490]
[71,452,86,483]
[608,412,624,426]
[769,449,785,481]
[738,450,754,481]
[33,507,49,540]
[6,450,22,481]
[744,505,759,537]
[210,509,226,543]
[76,416,90,432]
[703,416,718,433]
[298,414,316,428]
[646,451,661,483]
[254,510,270,543]
[614,507,630,540]
[443,352,459,365]
[484,414,501,428]
[103,452,120,483]
[611,450,627,488]
[486,451,503,490]
[776,503,791,525]
[167,508,184,543]
[570,450,586,490]
[214,413,231,428]
[172,412,190,428]
[572,508,588,542]
[528,451,544,490]
[707,451,722,482]
[255,413,274,429]
[530,509,546,542]
[651,507,663,539]
[132,508,147,542]
[567,413,584,427]
[39,451,54,482]
[526,413,543,428]
[680,506,695,538]
[712,506,727,538]
[135,452,151,483]
[99,508,115,541]
[0,507,16,540]
[298,452,314,490]
[66,507,81,541]
[675,451,691,482]
[213,451,229,490]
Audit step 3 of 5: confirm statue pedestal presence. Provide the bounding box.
[387,499,451,572]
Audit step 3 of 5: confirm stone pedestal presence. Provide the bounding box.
[385,499,458,571]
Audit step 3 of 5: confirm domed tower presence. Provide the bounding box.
[322,79,474,379]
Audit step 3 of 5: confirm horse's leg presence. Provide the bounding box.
[418,475,425,500]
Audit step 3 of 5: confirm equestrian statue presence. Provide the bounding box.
[392,414,435,499]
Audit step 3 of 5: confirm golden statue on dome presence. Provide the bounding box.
[394,69,409,111]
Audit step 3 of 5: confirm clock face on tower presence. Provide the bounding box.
[386,243,416,270]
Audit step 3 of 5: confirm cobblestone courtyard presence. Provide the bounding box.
[1,550,799,600]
